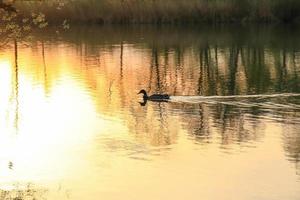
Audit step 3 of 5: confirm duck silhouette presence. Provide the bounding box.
[138,89,170,102]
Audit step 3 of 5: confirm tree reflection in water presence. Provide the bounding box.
[0,184,47,200]
[0,25,300,198]
[35,25,300,163]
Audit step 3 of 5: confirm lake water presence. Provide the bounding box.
[0,25,300,200]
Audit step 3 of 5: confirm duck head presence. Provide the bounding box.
[138,89,147,96]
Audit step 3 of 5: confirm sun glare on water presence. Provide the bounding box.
[0,32,299,200]
[0,52,125,190]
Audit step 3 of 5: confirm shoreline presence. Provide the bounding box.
[13,0,300,25]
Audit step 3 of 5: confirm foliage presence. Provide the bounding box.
[271,0,300,22]
[14,0,300,24]
[1,0,300,41]
[0,0,68,46]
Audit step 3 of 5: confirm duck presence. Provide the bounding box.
[138,89,170,100]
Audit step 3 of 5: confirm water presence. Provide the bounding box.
[0,25,300,200]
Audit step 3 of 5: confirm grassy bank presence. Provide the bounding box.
[15,0,300,24]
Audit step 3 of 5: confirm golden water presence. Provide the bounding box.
[0,26,299,200]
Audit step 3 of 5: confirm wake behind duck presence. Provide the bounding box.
[137,90,300,108]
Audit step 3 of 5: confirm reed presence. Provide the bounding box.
[14,0,300,24]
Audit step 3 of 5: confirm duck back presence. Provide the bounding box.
[148,94,170,100]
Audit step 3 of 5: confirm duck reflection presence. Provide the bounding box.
[138,98,169,106]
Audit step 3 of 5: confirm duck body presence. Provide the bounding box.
[138,89,170,101]
[148,94,170,100]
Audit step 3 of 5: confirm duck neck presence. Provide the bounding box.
[143,93,148,99]
[138,90,148,99]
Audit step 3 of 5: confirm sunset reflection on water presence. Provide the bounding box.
[0,26,299,200]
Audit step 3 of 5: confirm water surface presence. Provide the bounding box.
[0,25,300,200]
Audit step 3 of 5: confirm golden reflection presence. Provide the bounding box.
[0,26,299,199]
[0,45,127,186]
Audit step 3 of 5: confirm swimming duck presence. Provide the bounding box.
[138,89,170,100]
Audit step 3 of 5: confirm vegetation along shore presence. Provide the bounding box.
[12,0,300,24]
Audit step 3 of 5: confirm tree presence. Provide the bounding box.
[0,0,67,47]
